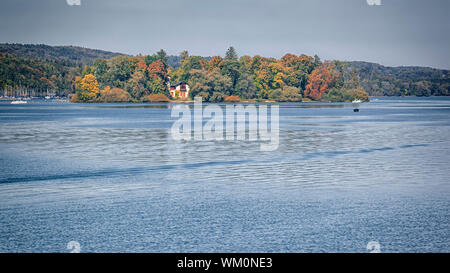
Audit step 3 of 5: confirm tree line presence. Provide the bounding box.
[70,47,371,103]
[1,44,448,102]
[0,52,79,96]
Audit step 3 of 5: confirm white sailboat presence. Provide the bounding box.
[11,99,27,104]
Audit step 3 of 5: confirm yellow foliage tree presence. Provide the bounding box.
[72,74,100,102]
[77,73,100,95]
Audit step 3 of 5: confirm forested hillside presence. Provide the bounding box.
[0,52,79,96]
[0,44,125,65]
[0,44,125,96]
[348,62,449,96]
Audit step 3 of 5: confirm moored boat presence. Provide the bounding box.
[11,100,27,104]
[352,99,361,112]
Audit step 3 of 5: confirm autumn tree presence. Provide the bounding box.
[281,53,315,90]
[98,87,132,102]
[71,73,100,102]
[147,60,169,95]
[304,62,340,100]
[252,57,284,98]
[135,58,147,73]
[148,60,168,81]
[209,56,223,71]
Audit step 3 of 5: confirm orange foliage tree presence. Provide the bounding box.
[136,58,147,73]
[208,56,223,71]
[147,60,167,80]
[98,87,132,102]
[147,60,169,94]
[304,62,340,100]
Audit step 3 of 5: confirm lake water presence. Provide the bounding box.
[0,97,449,253]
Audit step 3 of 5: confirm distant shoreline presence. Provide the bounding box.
[3,95,450,104]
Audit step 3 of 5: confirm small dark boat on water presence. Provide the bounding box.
[352,100,361,112]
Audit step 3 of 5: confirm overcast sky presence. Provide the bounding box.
[0,0,449,69]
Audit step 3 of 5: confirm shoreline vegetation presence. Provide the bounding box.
[69,47,371,104]
[1,44,448,103]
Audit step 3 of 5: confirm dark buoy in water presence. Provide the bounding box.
[353,108,359,112]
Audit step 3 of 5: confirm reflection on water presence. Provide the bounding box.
[0,97,449,252]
